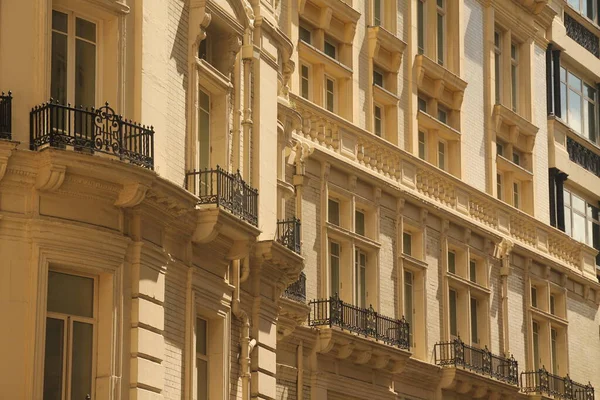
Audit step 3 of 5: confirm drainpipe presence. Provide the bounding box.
[241,28,254,179]
[232,258,255,400]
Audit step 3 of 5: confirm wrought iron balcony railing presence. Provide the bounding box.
[565,13,599,58]
[521,367,594,400]
[567,136,600,177]
[308,294,410,350]
[276,217,301,253]
[185,167,258,227]
[282,272,306,303]
[0,92,12,140]
[30,101,154,169]
[434,338,519,385]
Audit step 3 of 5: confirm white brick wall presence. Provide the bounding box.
[566,294,600,390]
[533,44,550,224]
[164,263,187,400]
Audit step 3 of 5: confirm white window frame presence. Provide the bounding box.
[510,40,519,113]
[330,240,341,297]
[374,103,384,137]
[497,173,504,201]
[198,88,211,171]
[437,139,447,171]
[436,0,446,66]
[195,317,209,400]
[300,63,311,100]
[417,0,426,55]
[560,66,598,143]
[494,30,502,104]
[513,180,521,209]
[418,131,427,160]
[355,248,368,308]
[325,76,336,113]
[373,0,383,26]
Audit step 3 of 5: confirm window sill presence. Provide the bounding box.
[367,26,406,72]
[415,54,467,109]
[326,223,381,250]
[493,104,538,151]
[373,84,399,106]
[530,306,568,326]
[497,155,533,181]
[417,110,461,141]
[298,41,353,79]
[197,59,232,94]
[401,254,428,270]
[446,272,491,295]
[302,0,361,26]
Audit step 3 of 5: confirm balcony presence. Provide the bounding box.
[282,271,306,303]
[566,136,600,178]
[276,217,301,254]
[309,294,409,350]
[521,368,594,399]
[0,92,12,140]
[30,101,154,169]
[565,12,599,58]
[434,338,519,386]
[185,166,258,227]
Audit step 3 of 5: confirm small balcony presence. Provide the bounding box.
[309,294,410,350]
[434,338,519,385]
[282,272,306,303]
[521,367,595,400]
[185,166,258,227]
[0,92,12,140]
[30,101,154,169]
[566,136,600,178]
[276,217,301,254]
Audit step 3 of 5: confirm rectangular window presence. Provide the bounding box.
[374,105,383,137]
[561,67,597,143]
[199,39,208,60]
[449,289,457,337]
[330,241,340,296]
[44,271,95,400]
[564,189,600,259]
[470,297,479,344]
[199,89,211,171]
[418,131,427,160]
[551,328,558,374]
[532,321,540,370]
[511,41,518,112]
[550,295,556,315]
[373,0,382,26]
[355,249,367,307]
[512,150,521,166]
[404,271,414,340]
[403,232,412,256]
[469,259,477,283]
[299,24,312,44]
[494,31,502,104]
[531,286,538,308]
[418,96,428,112]
[417,0,425,54]
[301,64,310,99]
[373,69,384,87]
[513,181,520,209]
[325,77,335,112]
[437,106,448,124]
[328,199,340,226]
[438,141,446,171]
[447,251,456,274]
[196,318,208,400]
[436,0,445,66]
[497,173,503,200]
[355,210,365,236]
[568,0,596,22]
[324,38,337,59]
[496,141,504,157]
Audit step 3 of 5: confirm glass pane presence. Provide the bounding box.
[418,97,427,112]
[76,18,96,43]
[71,321,93,400]
[330,243,340,296]
[469,260,477,283]
[447,251,455,273]
[470,298,478,343]
[404,272,413,335]
[568,89,582,133]
[196,318,207,355]
[573,213,586,243]
[418,131,426,159]
[584,0,594,19]
[52,10,68,33]
[328,199,339,225]
[197,358,208,400]
[533,322,540,370]
[531,287,537,307]
[568,72,582,90]
[324,41,336,59]
[551,329,558,374]
[511,65,517,111]
[359,265,366,307]
[301,66,309,99]
[47,272,94,318]
[199,91,210,171]
[565,208,572,236]
[560,83,568,121]
[449,290,457,336]
[572,194,586,213]
[403,232,412,256]
[374,0,381,25]
[51,31,68,104]
[299,26,311,44]
[568,0,579,9]
[355,211,365,235]
[43,318,64,400]
[437,13,444,65]
[417,0,425,54]
[560,66,567,82]
[495,53,501,103]
[587,100,596,143]
[75,39,96,107]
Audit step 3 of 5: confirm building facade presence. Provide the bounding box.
[0,0,599,399]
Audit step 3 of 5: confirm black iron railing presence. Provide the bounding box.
[185,167,258,227]
[0,92,12,140]
[283,272,306,303]
[521,367,594,400]
[567,136,600,177]
[276,217,301,253]
[308,294,410,350]
[30,100,154,169]
[565,13,599,58]
[434,338,518,385]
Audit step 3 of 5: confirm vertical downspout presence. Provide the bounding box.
[232,258,255,400]
[297,341,303,400]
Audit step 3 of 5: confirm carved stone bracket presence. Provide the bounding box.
[35,163,66,192]
[114,182,149,208]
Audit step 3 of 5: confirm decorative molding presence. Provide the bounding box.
[114,182,150,208]
[35,163,66,192]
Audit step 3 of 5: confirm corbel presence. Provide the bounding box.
[368,31,380,59]
[433,79,445,99]
[321,161,330,182]
[560,273,568,288]
[297,0,307,14]
[114,182,150,208]
[336,343,355,359]
[348,175,357,192]
[35,162,66,192]
[391,51,403,73]
[543,265,551,280]
[441,219,450,237]
[319,7,333,30]
[463,228,471,245]
[452,90,465,110]
[509,125,520,145]
[0,143,17,183]
[396,197,406,216]
[525,135,535,152]
[373,187,382,206]
[372,355,389,370]
[420,209,428,226]
[343,22,357,44]
[353,349,372,365]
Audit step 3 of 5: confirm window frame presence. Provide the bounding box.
[494,30,502,104]
[324,75,337,113]
[436,0,446,66]
[300,63,311,100]
[510,39,519,113]
[195,317,209,400]
[560,66,598,144]
[373,103,384,137]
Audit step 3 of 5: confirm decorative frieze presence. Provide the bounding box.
[565,13,600,58]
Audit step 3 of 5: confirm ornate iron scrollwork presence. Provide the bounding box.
[565,13,600,58]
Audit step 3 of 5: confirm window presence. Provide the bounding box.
[550,294,556,315]
[373,0,382,26]
[418,96,428,112]
[438,140,446,171]
[551,328,558,375]
[496,141,504,157]
[330,241,340,296]
[470,297,479,344]
[199,39,208,60]
[469,259,477,283]
[199,89,210,171]
[299,24,312,44]
[567,0,596,22]
[196,318,208,400]
[531,286,538,308]
[563,189,600,258]
[404,271,414,340]
[328,198,340,226]
[325,77,336,112]
[560,67,597,143]
[374,105,383,137]
[373,69,384,88]
[513,181,520,209]
[494,31,502,104]
[497,173,503,200]
[436,0,446,65]
[300,64,310,99]
[532,320,540,370]
[355,210,365,236]
[355,249,367,307]
[512,150,521,166]
[437,106,448,124]
[510,41,519,112]
[449,289,457,337]
[447,250,456,274]
[403,232,412,256]
[417,0,425,54]
[51,10,97,106]
[324,37,337,59]
[418,131,427,160]
[44,271,95,400]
